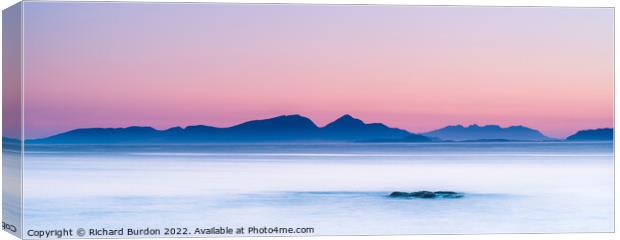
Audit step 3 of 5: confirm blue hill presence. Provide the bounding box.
[422,124,552,141]
[321,114,410,141]
[566,128,613,141]
[28,114,414,144]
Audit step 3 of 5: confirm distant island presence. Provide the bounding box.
[28,114,415,144]
[566,128,613,141]
[24,114,613,144]
[422,124,553,141]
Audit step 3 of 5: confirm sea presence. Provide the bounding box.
[13,142,614,237]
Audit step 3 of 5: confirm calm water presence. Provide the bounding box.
[21,142,614,236]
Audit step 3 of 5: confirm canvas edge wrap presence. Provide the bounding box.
[3,1,24,239]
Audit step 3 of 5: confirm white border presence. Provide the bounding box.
[0,1,616,240]
[1,0,616,8]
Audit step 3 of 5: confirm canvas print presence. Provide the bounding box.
[2,1,614,238]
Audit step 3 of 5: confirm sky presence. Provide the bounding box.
[21,2,613,139]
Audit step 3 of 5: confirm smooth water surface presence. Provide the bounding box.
[22,142,614,235]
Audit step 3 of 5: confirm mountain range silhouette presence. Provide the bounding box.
[26,114,612,144]
[28,114,413,144]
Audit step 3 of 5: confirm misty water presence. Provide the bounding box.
[22,142,613,236]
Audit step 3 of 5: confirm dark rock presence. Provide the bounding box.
[434,191,457,194]
[435,191,464,198]
[411,191,436,198]
[388,191,463,199]
[388,191,411,198]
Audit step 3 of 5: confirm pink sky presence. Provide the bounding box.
[22,3,613,139]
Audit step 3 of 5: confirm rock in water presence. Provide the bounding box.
[435,191,464,198]
[411,191,436,198]
[388,191,463,199]
[389,191,411,198]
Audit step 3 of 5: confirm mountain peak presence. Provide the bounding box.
[233,114,319,130]
[319,114,410,141]
[325,114,365,128]
[336,114,359,122]
[339,114,354,119]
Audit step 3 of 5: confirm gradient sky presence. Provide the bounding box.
[22,2,613,139]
